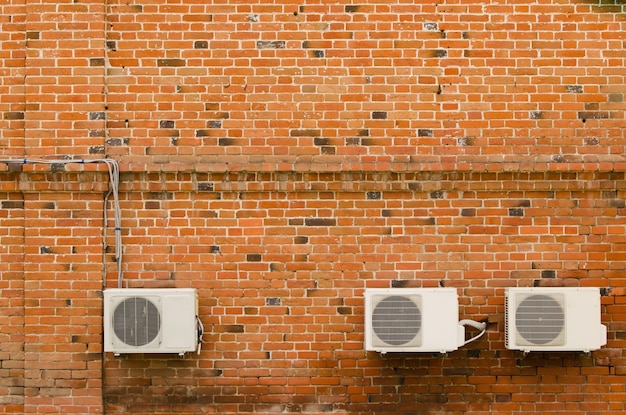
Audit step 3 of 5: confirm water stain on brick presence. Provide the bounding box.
[197,182,214,191]
[40,246,53,254]
[89,129,105,137]
[148,192,173,200]
[207,120,222,128]
[584,137,599,145]
[321,146,335,154]
[345,5,360,12]
[51,163,65,172]
[566,85,584,93]
[608,93,623,103]
[89,146,105,154]
[106,138,128,146]
[578,111,609,120]
[457,137,473,146]
[256,40,285,49]
[266,298,281,306]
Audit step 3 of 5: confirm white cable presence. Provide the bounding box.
[0,158,123,287]
[459,319,487,346]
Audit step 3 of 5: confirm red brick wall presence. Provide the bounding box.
[2,0,626,414]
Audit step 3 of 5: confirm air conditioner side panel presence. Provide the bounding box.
[162,291,198,351]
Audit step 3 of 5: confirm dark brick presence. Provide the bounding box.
[541,270,556,278]
[430,190,445,199]
[247,254,262,262]
[294,236,308,244]
[372,111,387,119]
[194,41,208,49]
[207,120,222,128]
[160,120,175,128]
[157,58,186,67]
[26,31,39,39]
[461,208,476,217]
[366,191,381,200]
[509,208,524,216]
[345,5,360,12]
[418,129,433,137]
[90,58,105,66]
[89,112,105,120]
[4,112,24,120]
[219,138,235,146]
[290,129,321,137]
[304,218,336,226]
[1,201,24,209]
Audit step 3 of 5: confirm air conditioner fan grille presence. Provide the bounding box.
[372,295,421,346]
[515,294,565,345]
[112,297,161,347]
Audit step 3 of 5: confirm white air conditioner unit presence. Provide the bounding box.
[104,288,199,355]
[505,287,606,352]
[365,288,466,353]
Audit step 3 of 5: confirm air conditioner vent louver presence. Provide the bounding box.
[104,288,198,355]
[365,288,462,353]
[371,295,422,346]
[506,287,606,352]
[112,297,161,347]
